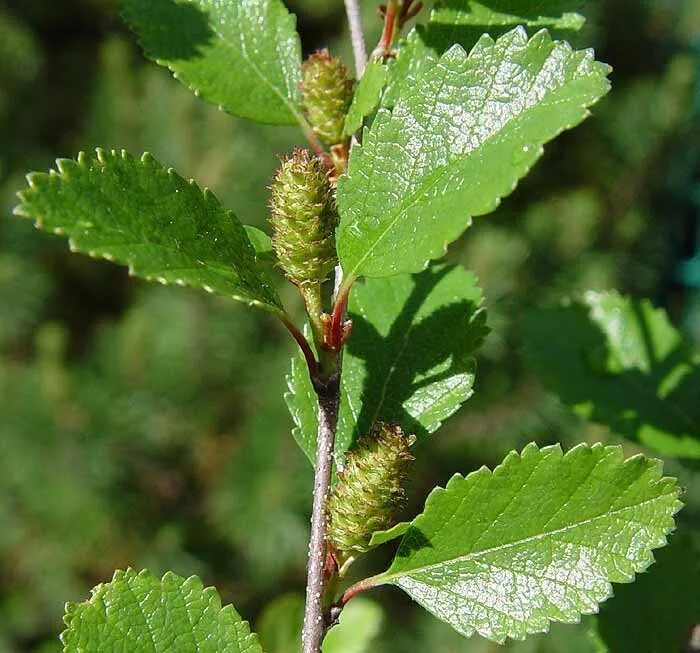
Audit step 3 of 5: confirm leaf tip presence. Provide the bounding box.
[12,202,28,218]
[24,171,42,188]
[55,157,74,176]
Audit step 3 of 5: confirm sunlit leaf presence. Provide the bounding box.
[370,443,680,643]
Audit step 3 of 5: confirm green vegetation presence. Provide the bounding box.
[0,1,698,652]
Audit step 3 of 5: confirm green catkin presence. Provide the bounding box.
[327,423,416,567]
[268,148,338,287]
[300,49,354,146]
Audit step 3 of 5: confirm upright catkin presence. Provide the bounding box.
[269,148,338,287]
[327,423,416,568]
[301,50,354,146]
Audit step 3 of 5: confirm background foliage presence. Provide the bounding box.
[0,0,698,651]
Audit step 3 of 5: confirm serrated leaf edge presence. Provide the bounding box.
[14,148,284,315]
[285,267,488,466]
[370,442,681,641]
[120,0,302,126]
[388,442,680,577]
[61,568,262,650]
[339,27,612,279]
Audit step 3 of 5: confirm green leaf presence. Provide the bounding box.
[385,0,586,107]
[324,597,384,653]
[594,532,699,653]
[429,0,585,43]
[257,594,383,653]
[14,149,283,314]
[62,568,263,653]
[257,594,304,653]
[286,263,487,465]
[344,59,388,136]
[121,0,302,125]
[337,28,610,279]
[369,521,411,547]
[369,443,680,644]
[244,225,275,263]
[522,291,700,459]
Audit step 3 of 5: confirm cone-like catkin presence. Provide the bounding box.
[327,423,416,565]
[269,148,338,286]
[301,50,354,146]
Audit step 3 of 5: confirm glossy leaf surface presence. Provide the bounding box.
[62,569,263,652]
[522,291,700,458]
[15,149,282,313]
[286,264,487,464]
[385,0,586,107]
[428,0,585,45]
[373,443,680,643]
[122,0,302,124]
[337,28,610,279]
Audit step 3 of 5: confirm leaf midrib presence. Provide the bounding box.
[342,43,585,279]
[48,209,281,311]
[124,580,159,653]
[377,490,674,584]
[203,1,300,121]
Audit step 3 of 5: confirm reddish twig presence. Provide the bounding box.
[399,0,423,26]
[336,575,379,609]
[371,0,423,60]
[371,0,399,60]
[328,281,352,351]
[282,316,320,381]
[296,112,334,171]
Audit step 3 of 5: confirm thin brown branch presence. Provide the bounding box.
[301,262,348,652]
[343,0,367,77]
[300,3,363,639]
[302,382,341,653]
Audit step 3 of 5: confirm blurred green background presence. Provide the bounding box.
[0,0,699,651]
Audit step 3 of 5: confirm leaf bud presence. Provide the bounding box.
[301,49,354,146]
[327,423,416,567]
[269,148,338,287]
